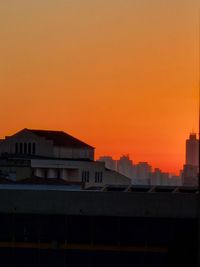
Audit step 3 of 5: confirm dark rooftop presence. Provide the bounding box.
[0,176,83,186]
[25,129,94,149]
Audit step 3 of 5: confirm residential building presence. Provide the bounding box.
[135,162,152,185]
[117,155,133,180]
[97,156,117,171]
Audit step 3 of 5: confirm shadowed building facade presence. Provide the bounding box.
[0,129,130,188]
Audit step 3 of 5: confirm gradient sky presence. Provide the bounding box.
[0,0,199,174]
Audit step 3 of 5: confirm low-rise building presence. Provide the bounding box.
[0,129,131,188]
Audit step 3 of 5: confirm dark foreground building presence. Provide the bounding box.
[0,184,198,267]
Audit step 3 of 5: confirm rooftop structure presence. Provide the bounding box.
[0,184,198,266]
[27,129,94,149]
[0,128,95,160]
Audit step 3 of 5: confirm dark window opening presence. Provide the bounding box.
[95,172,103,183]
[82,171,89,183]
[15,143,18,154]
[87,171,89,182]
[19,143,23,154]
[32,143,36,155]
[24,143,27,154]
[28,143,31,154]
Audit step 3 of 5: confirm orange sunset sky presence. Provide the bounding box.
[0,0,199,174]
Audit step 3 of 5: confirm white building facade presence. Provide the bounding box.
[0,128,94,160]
[0,129,130,188]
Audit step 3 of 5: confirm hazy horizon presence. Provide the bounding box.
[0,0,199,174]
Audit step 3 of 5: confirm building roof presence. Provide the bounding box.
[25,129,94,149]
[0,176,83,187]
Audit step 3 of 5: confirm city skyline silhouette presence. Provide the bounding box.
[0,0,199,176]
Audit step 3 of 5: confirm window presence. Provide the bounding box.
[95,171,103,183]
[87,171,89,182]
[15,143,18,154]
[82,171,90,183]
[32,143,36,155]
[99,172,103,183]
[19,143,23,154]
[24,143,27,154]
[28,143,31,154]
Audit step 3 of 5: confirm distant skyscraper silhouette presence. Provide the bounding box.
[186,133,199,167]
[182,133,199,186]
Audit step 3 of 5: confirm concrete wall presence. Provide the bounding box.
[53,147,94,160]
[0,166,31,181]
[31,159,131,187]
[0,187,197,218]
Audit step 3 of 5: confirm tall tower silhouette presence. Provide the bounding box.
[185,133,199,167]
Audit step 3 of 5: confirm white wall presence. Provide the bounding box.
[53,146,94,160]
[0,129,54,157]
[0,129,94,160]
[31,159,131,187]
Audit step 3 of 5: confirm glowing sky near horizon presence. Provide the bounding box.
[0,0,199,174]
